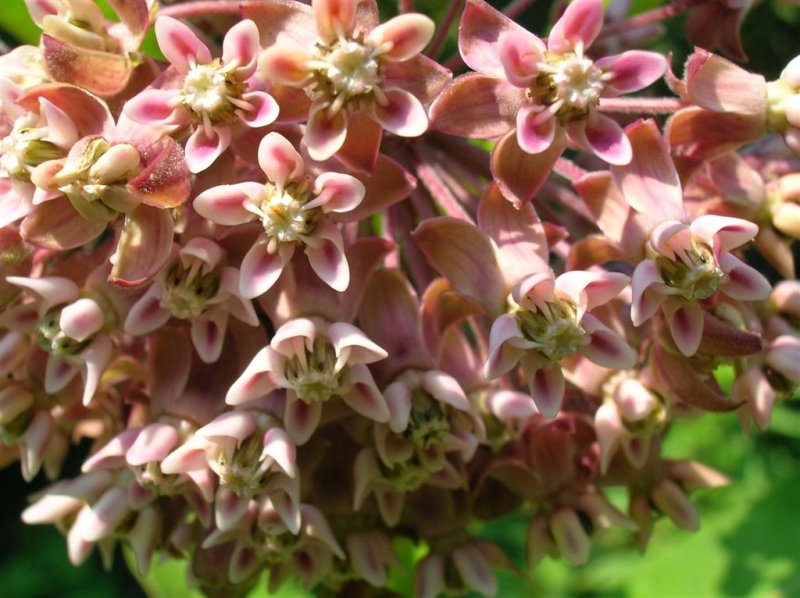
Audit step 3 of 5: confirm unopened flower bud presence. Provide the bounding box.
[88,143,142,185]
[772,201,800,238]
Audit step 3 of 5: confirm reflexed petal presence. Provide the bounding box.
[421,370,470,411]
[554,270,629,316]
[484,315,534,379]
[516,104,556,155]
[304,220,349,292]
[7,275,78,310]
[498,31,545,87]
[452,545,497,597]
[662,298,704,357]
[342,364,390,423]
[238,91,279,128]
[594,401,623,473]
[347,533,387,587]
[327,322,387,367]
[598,51,668,96]
[75,487,129,542]
[719,253,771,301]
[226,347,282,405]
[314,0,356,43]
[190,310,228,363]
[194,182,262,225]
[284,395,322,445]
[371,88,429,137]
[126,423,179,466]
[185,126,231,173]
[257,42,312,85]
[125,285,171,335]
[549,508,591,565]
[384,380,412,433]
[155,17,211,74]
[306,104,348,162]
[258,132,304,187]
[309,173,365,213]
[215,486,249,531]
[240,241,294,299]
[689,214,757,253]
[223,19,261,78]
[571,112,631,166]
[80,336,112,405]
[45,356,79,394]
[123,89,179,126]
[367,14,434,62]
[547,0,604,55]
[526,362,565,418]
[487,390,538,420]
[579,314,637,369]
[262,428,296,477]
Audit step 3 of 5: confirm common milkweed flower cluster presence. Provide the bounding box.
[0,0,797,596]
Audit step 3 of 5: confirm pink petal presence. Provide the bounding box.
[215,486,249,531]
[314,0,356,43]
[498,31,545,87]
[238,91,279,128]
[611,120,686,221]
[75,487,129,542]
[684,49,767,116]
[80,336,112,406]
[223,19,261,78]
[549,508,591,565]
[190,310,228,363]
[258,132,304,187]
[193,182,261,226]
[334,109,382,174]
[371,88,429,137]
[491,129,566,207]
[44,356,79,395]
[547,0,604,55]
[598,51,668,96]
[272,317,316,357]
[594,401,623,473]
[155,16,211,75]
[630,260,668,326]
[526,362,565,418]
[571,112,632,166]
[689,214,758,254]
[516,104,557,155]
[185,126,231,173]
[225,347,282,405]
[484,314,532,379]
[82,429,139,471]
[262,428,296,477]
[309,173,365,213]
[384,381,412,434]
[59,298,104,342]
[39,98,79,148]
[421,370,470,411]
[662,298,704,357]
[240,240,294,299]
[579,314,637,369]
[200,411,257,445]
[7,275,78,310]
[126,423,179,466]
[303,220,349,292]
[306,104,348,162]
[327,322,387,366]
[124,285,171,335]
[367,14,434,62]
[257,42,312,86]
[719,253,771,301]
[343,364,390,423]
[284,395,322,445]
[123,89,180,126]
[554,270,629,316]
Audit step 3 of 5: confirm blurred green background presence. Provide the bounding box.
[0,0,798,596]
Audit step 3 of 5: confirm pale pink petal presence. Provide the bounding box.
[375,487,405,527]
[571,112,632,166]
[225,347,282,405]
[719,253,771,301]
[452,545,497,596]
[185,126,231,173]
[124,285,172,335]
[123,89,180,126]
[594,401,623,473]
[44,356,79,394]
[20,410,54,482]
[484,314,534,379]
[597,51,668,96]
[215,486,249,531]
[220,268,259,326]
[548,0,604,54]
[554,270,629,317]
[689,214,758,254]
[309,172,365,213]
[343,364,390,423]
[498,31,545,87]
[367,14,434,62]
[6,275,78,311]
[371,89,428,137]
[630,261,667,326]
[651,479,699,531]
[486,390,538,420]
[383,381,412,434]
[238,91,279,128]
[126,423,179,466]
[200,411,257,445]
[258,132,304,187]
[223,19,261,78]
[684,49,767,116]
[262,428,296,478]
[24,0,59,27]
[306,104,348,162]
[733,367,774,431]
[39,98,79,148]
[75,487,129,542]
[526,362,565,418]
[58,298,104,342]
[314,0,356,43]
[284,394,322,445]
[193,182,262,226]
[516,104,557,155]
[272,317,316,357]
[229,543,259,584]
[240,241,294,299]
[271,488,301,535]
[160,439,210,474]
[579,314,637,369]
[82,429,139,471]
[190,310,229,363]
[257,42,312,85]
[767,336,800,384]
[303,220,349,292]
[327,322,388,367]
[155,17,211,74]
[662,298,704,357]
[301,504,344,557]
[80,336,112,406]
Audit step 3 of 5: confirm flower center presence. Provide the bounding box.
[516,299,586,362]
[283,336,341,403]
[406,390,449,450]
[531,51,606,124]
[0,116,63,181]
[210,435,276,498]
[252,181,321,249]
[180,59,245,123]
[161,258,221,319]
[309,38,383,114]
[657,243,725,301]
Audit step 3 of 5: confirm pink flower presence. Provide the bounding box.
[226,317,389,445]
[194,132,365,296]
[125,238,258,363]
[124,17,279,172]
[256,0,444,167]
[430,0,666,204]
